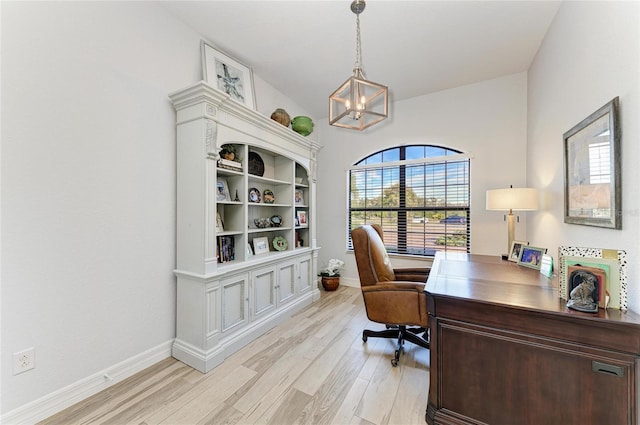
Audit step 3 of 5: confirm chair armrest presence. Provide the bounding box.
[393,267,430,283]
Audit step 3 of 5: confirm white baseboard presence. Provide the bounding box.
[339,276,359,288]
[1,340,173,425]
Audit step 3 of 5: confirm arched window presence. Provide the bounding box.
[348,145,470,256]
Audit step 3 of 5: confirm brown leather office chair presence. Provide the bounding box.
[351,224,430,366]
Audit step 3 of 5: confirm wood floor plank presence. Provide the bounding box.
[40,359,193,425]
[39,286,430,425]
[329,377,370,425]
[293,347,367,425]
[156,365,256,424]
[231,344,313,415]
[292,327,359,396]
[196,402,244,425]
[355,342,403,425]
[265,388,312,425]
[388,346,430,425]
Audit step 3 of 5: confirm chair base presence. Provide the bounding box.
[362,325,430,366]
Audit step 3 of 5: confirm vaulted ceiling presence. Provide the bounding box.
[162,1,561,118]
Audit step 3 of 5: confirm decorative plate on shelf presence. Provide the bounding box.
[248,152,265,176]
[270,215,282,227]
[249,187,261,203]
[272,236,288,251]
[263,189,275,204]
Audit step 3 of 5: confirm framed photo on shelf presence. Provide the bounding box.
[216,212,224,232]
[508,240,528,263]
[295,189,304,205]
[558,246,627,310]
[216,178,230,201]
[517,246,547,270]
[252,237,269,255]
[201,40,256,110]
[296,211,307,226]
[563,97,620,229]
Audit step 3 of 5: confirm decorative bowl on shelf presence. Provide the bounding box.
[254,218,271,228]
[291,116,314,136]
[270,108,291,127]
[270,215,282,227]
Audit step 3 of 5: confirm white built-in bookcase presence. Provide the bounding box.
[170,82,321,372]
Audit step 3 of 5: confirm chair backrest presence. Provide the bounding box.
[351,224,396,287]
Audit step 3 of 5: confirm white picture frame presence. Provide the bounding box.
[216,212,224,232]
[296,211,307,226]
[508,240,528,263]
[517,246,547,270]
[558,246,627,311]
[201,40,256,110]
[216,178,230,202]
[295,189,304,205]
[252,237,269,255]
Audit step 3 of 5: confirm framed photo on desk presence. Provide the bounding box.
[517,246,547,270]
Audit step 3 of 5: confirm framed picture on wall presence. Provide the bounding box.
[563,97,620,229]
[201,40,256,110]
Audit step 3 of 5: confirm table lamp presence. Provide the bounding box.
[486,186,539,258]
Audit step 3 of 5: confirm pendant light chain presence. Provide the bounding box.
[354,14,362,72]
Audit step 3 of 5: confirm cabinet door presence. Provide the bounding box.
[297,255,312,294]
[221,274,249,333]
[252,267,276,319]
[437,320,637,425]
[277,261,296,306]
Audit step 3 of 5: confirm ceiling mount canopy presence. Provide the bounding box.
[329,0,388,131]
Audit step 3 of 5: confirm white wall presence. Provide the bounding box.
[527,1,640,312]
[0,1,311,417]
[315,73,530,283]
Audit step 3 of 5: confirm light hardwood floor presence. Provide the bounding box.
[39,286,430,425]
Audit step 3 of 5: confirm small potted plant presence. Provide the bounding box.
[319,259,345,291]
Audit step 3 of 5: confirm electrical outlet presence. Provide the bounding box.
[13,348,35,375]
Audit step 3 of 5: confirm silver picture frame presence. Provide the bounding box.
[563,97,620,228]
[201,40,256,110]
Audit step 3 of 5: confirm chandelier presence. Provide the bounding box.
[329,0,388,131]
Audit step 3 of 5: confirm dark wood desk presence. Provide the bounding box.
[424,252,640,425]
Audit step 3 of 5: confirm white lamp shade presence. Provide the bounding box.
[486,187,539,211]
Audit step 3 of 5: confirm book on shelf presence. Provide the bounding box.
[217,236,235,263]
[218,158,242,171]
